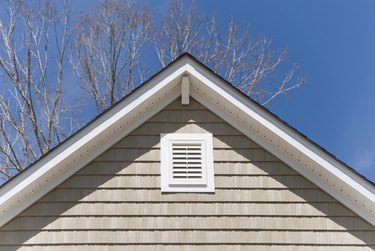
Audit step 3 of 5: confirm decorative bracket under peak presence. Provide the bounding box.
[181,75,190,105]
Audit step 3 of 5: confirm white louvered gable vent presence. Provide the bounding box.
[161,133,214,192]
[172,143,203,180]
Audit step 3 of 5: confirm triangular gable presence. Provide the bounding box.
[0,53,374,227]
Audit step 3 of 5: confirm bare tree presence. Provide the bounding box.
[0,0,306,180]
[72,0,305,113]
[71,0,152,113]
[154,0,306,105]
[0,0,73,180]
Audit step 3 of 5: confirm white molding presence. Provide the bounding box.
[181,75,190,105]
[192,89,375,225]
[0,59,186,227]
[160,133,214,193]
[0,53,373,228]
[185,57,375,226]
[187,57,374,194]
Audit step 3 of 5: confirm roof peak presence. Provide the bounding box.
[0,52,374,227]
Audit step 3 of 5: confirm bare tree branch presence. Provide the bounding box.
[71,0,152,113]
[0,0,74,180]
[153,0,306,105]
[0,0,306,180]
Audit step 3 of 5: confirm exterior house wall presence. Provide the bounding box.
[0,98,374,250]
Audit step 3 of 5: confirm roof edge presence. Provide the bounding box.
[182,56,374,225]
[0,56,188,227]
[182,53,374,187]
[0,52,373,228]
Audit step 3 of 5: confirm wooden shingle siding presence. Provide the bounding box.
[58,175,316,189]
[1,230,375,245]
[39,188,336,203]
[78,162,298,175]
[1,246,374,251]
[112,135,261,149]
[0,98,374,250]
[3,216,373,231]
[132,122,243,135]
[21,202,357,217]
[96,148,279,162]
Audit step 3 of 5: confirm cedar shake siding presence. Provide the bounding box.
[0,99,374,250]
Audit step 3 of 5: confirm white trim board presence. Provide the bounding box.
[0,58,185,227]
[0,53,374,228]
[160,133,215,192]
[185,57,375,225]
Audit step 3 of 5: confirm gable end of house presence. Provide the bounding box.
[0,53,373,232]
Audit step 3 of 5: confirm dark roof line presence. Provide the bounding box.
[0,53,187,189]
[1,52,373,189]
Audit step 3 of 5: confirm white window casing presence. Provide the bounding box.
[160,133,215,192]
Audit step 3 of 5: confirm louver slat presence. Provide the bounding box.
[172,143,203,179]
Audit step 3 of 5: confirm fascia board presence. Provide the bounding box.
[0,59,188,228]
[185,58,375,225]
[1,53,374,228]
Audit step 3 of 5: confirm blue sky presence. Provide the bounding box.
[204,0,375,182]
[73,0,375,182]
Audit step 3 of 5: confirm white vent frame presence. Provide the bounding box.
[160,133,215,192]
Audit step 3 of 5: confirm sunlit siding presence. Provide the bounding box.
[0,99,374,250]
